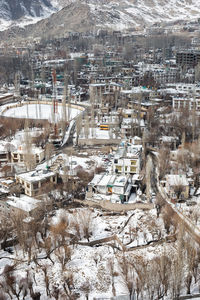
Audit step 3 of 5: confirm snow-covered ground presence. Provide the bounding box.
[79,127,120,140]
[0,207,169,299]
[1,103,82,121]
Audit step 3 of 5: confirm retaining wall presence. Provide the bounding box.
[75,199,153,212]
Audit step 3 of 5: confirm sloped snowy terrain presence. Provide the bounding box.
[0,207,170,299]
[52,0,200,30]
[0,0,200,33]
[0,0,53,20]
[0,0,56,31]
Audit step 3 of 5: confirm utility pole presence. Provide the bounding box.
[62,73,68,138]
[14,71,20,98]
[52,69,58,136]
[90,85,95,138]
[146,155,152,202]
[136,92,142,137]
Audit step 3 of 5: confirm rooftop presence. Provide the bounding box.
[166,174,189,186]
[17,169,56,182]
[89,174,129,188]
[7,195,41,212]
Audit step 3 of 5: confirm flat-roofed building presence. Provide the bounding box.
[16,169,57,197]
[86,174,132,203]
[11,145,45,166]
[113,144,142,175]
[176,51,200,67]
[172,97,200,111]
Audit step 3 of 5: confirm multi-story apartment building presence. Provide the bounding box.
[11,145,45,165]
[172,96,200,111]
[112,144,142,175]
[89,82,122,109]
[176,51,200,67]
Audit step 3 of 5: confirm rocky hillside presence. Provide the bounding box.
[0,0,53,20]
[51,0,200,30]
[0,0,200,39]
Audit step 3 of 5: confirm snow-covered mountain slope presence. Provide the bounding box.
[0,0,56,31]
[51,0,200,29]
[25,0,200,36]
[0,0,55,20]
[0,0,200,36]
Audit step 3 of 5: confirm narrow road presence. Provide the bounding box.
[150,151,200,245]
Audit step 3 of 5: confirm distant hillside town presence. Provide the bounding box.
[0,13,199,300]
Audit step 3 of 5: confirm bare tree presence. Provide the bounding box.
[79,279,91,300]
[72,209,93,242]
[84,112,89,139]
[118,255,136,300]
[158,146,170,180]
[173,184,185,201]
[76,114,83,145]
[45,143,54,165]
[0,264,29,300]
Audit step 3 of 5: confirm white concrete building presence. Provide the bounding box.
[16,169,57,197]
[0,142,14,164]
[112,143,142,175]
[172,96,200,111]
[6,195,41,217]
[0,195,41,220]
[11,145,45,165]
[86,174,132,203]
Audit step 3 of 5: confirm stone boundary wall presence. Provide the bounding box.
[75,199,153,211]
[159,185,200,244]
[178,294,200,300]
[78,138,121,146]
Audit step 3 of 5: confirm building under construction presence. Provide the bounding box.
[49,69,69,148]
[176,51,200,67]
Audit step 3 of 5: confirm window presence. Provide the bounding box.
[131,160,136,165]
[130,166,136,173]
[180,102,184,108]
[33,182,39,189]
[116,166,122,171]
